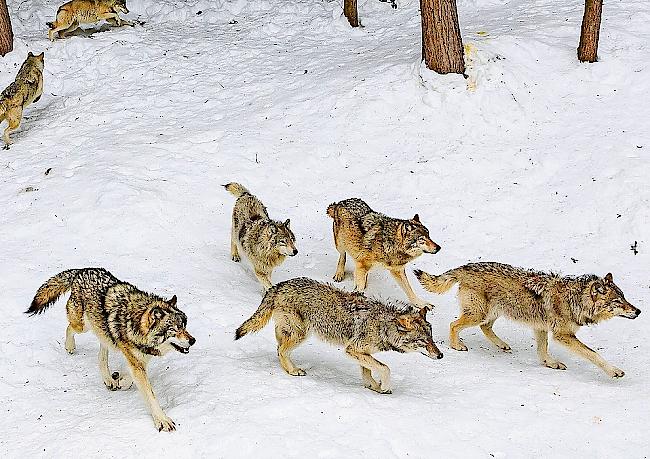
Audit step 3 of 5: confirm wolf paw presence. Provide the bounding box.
[500,344,512,352]
[608,368,625,378]
[153,414,176,432]
[451,342,468,351]
[289,368,306,376]
[368,386,392,395]
[2,144,9,150]
[333,272,345,282]
[544,360,567,370]
[231,254,241,262]
[105,371,133,390]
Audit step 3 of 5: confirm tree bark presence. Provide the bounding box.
[0,0,12,56]
[344,0,359,28]
[578,0,603,63]
[420,0,465,74]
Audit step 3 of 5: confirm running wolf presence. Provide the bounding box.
[47,0,133,41]
[0,52,44,149]
[235,277,443,394]
[224,182,297,290]
[326,198,440,305]
[27,268,196,431]
[414,262,640,378]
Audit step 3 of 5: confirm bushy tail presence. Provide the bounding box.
[413,269,458,294]
[326,202,338,218]
[235,289,277,340]
[26,269,79,315]
[224,182,251,198]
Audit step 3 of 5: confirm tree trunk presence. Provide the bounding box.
[577,0,603,63]
[0,0,13,56]
[344,0,359,28]
[420,0,465,74]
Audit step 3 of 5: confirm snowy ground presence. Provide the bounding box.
[1,0,649,456]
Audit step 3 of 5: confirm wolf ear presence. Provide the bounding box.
[412,214,420,223]
[396,316,414,331]
[168,295,177,307]
[591,281,605,298]
[284,219,290,229]
[604,273,613,284]
[418,305,430,319]
[28,52,34,57]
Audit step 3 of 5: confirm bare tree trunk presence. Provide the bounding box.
[344,0,359,28]
[420,0,465,75]
[0,0,13,56]
[578,0,603,62]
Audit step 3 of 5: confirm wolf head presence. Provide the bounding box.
[270,219,298,257]
[588,273,640,321]
[144,295,196,354]
[111,0,129,15]
[26,52,45,70]
[401,214,440,257]
[389,306,443,359]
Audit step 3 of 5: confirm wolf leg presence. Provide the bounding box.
[346,349,391,394]
[450,287,487,351]
[99,344,133,390]
[553,333,623,378]
[2,109,21,149]
[64,296,86,353]
[332,224,347,281]
[48,20,71,41]
[254,269,273,290]
[353,262,370,292]
[389,267,425,305]
[480,319,511,351]
[535,330,566,370]
[275,320,307,376]
[449,313,483,351]
[230,226,240,262]
[123,350,175,431]
[58,20,79,38]
[333,249,346,282]
[360,366,381,392]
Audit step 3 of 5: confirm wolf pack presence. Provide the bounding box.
[3,0,641,434]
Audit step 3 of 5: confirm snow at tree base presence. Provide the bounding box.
[1,0,648,456]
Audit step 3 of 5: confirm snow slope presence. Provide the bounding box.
[1,0,649,456]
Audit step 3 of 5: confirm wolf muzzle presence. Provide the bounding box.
[423,342,443,359]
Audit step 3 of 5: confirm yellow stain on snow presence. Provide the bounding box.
[464,43,478,92]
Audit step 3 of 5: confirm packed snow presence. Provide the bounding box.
[1,0,649,456]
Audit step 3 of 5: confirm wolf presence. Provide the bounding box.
[326,198,440,305]
[224,182,297,290]
[27,268,196,431]
[0,52,44,149]
[235,277,443,394]
[414,262,640,378]
[47,0,133,41]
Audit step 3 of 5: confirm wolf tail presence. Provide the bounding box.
[235,288,278,340]
[326,202,339,219]
[224,182,251,198]
[26,269,79,315]
[413,269,458,294]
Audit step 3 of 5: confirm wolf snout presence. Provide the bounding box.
[189,336,196,346]
[291,248,298,256]
[426,243,441,254]
[425,342,443,359]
